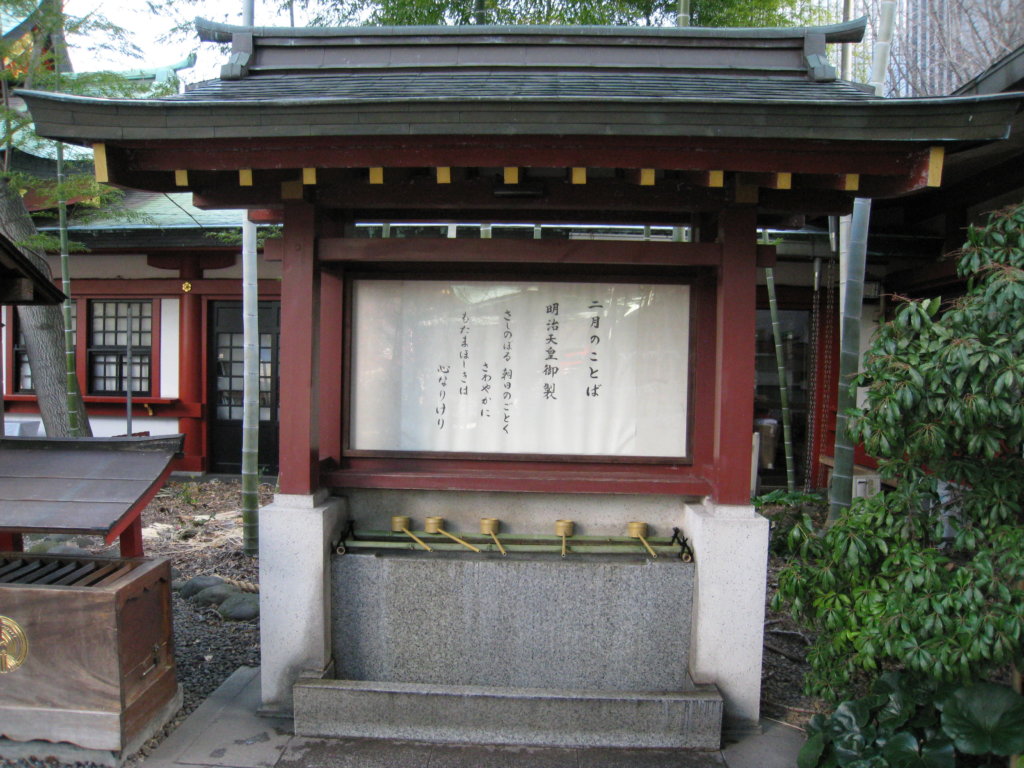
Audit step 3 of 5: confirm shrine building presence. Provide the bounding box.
[19,17,1023,747]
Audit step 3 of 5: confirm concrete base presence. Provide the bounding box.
[294,678,723,749]
[259,492,348,713]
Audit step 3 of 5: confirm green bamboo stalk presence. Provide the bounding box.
[829,198,870,523]
[765,267,795,492]
[55,69,84,436]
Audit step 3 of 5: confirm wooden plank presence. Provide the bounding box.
[17,560,62,585]
[0,557,27,577]
[92,564,136,587]
[54,560,100,586]
[927,146,944,187]
[0,559,44,583]
[93,143,109,183]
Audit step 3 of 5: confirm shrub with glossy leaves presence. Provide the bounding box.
[774,202,1024,701]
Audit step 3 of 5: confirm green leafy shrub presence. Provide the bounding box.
[774,202,1024,701]
[799,672,1024,768]
[753,488,827,555]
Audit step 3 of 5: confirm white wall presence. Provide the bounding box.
[160,298,180,399]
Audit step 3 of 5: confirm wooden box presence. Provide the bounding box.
[0,553,178,753]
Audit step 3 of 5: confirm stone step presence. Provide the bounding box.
[293,678,723,749]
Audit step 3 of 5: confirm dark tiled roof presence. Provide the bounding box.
[169,71,877,104]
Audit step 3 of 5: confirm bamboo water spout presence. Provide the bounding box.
[627,521,658,558]
[424,516,481,553]
[554,519,574,557]
[479,518,506,555]
[390,515,432,551]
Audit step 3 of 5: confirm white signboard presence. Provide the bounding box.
[350,279,690,458]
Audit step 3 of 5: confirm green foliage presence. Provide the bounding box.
[798,673,1024,767]
[283,0,820,27]
[773,202,1024,701]
[753,488,827,555]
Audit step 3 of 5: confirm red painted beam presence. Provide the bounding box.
[323,468,713,497]
[114,135,933,177]
[318,238,723,266]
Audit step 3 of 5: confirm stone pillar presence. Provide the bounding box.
[259,491,347,713]
[682,499,768,732]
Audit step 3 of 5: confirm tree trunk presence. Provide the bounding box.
[0,179,91,437]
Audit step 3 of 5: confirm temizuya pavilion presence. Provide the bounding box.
[21,17,1022,748]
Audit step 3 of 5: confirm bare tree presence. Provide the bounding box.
[838,0,1024,96]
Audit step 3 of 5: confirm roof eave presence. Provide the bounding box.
[18,89,1023,147]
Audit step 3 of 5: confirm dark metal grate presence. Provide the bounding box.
[0,555,136,588]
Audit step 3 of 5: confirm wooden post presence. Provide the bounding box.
[714,207,758,504]
[177,255,204,472]
[278,202,321,494]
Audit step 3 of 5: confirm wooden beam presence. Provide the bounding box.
[735,184,759,204]
[239,169,253,187]
[570,167,587,185]
[302,167,317,185]
[92,143,109,183]
[110,135,945,178]
[927,146,944,187]
[174,169,188,187]
[369,167,384,185]
[281,180,303,199]
[436,166,451,184]
[319,237,723,266]
[503,167,519,185]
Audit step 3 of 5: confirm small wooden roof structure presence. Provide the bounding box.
[17,18,1023,225]
[0,230,64,305]
[0,435,182,545]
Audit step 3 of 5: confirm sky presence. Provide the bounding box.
[62,0,311,85]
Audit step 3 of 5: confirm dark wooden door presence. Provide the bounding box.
[209,301,280,474]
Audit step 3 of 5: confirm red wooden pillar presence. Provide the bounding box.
[177,255,204,472]
[714,206,758,504]
[319,268,344,466]
[278,202,321,495]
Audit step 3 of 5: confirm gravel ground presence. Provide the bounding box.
[1,478,821,767]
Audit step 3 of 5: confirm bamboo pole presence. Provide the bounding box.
[240,0,260,555]
[765,267,795,492]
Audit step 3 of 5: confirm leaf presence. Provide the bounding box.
[940,682,1024,755]
[798,731,827,768]
[881,732,954,768]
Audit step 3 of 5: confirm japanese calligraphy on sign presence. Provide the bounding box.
[351,280,690,457]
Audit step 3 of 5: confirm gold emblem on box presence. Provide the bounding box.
[0,615,29,673]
